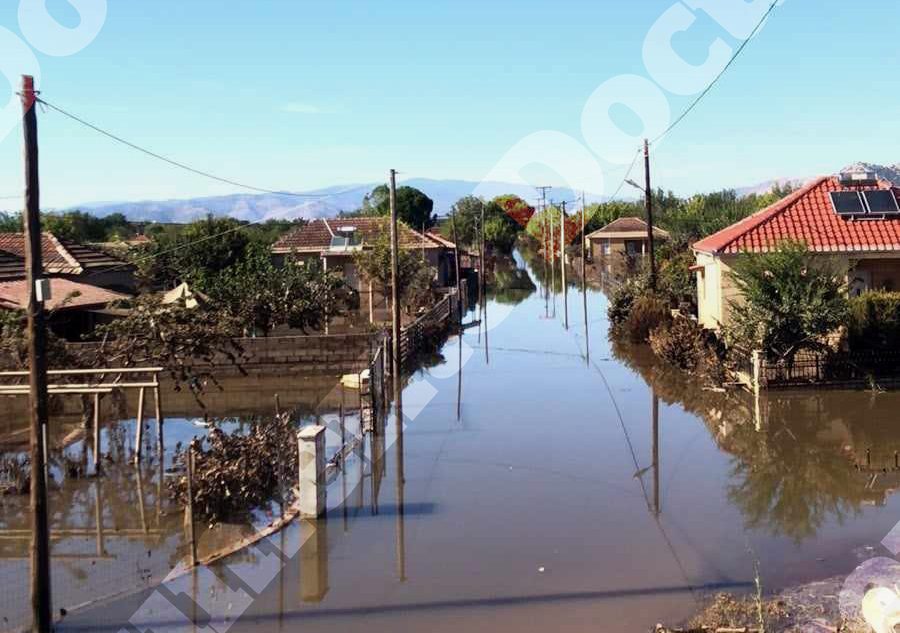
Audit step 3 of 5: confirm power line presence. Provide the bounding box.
[650,0,780,145]
[607,148,642,200]
[35,96,367,200]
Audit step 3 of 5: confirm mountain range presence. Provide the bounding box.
[21,163,900,224]
[69,179,607,224]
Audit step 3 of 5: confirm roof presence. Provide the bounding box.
[693,176,900,255]
[272,218,445,254]
[0,233,129,279]
[424,231,456,249]
[586,217,670,239]
[0,278,130,311]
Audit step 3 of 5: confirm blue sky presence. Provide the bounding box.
[0,0,898,209]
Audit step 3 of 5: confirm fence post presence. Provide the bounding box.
[93,392,101,475]
[298,426,326,518]
[752,350,762,398]
[134,386,146,465]
[186,440,198,567]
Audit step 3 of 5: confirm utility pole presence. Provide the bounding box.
[580,192,586,279]
[388,170,402,408]
[479,199,486,310]
[643,139,657,289]
[22,74,52,633]
[560,200,568,329]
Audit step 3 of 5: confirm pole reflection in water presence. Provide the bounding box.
[456,333,463,421]
[395,402,406,582]
[135,463,147,534]
[652,390,660,517]
[582,261,590,366]
[484,295,490,365]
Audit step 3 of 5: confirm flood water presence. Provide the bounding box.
[32,248,900,631]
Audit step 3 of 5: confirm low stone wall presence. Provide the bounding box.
[230,333,377,374]
[66,332,380,376]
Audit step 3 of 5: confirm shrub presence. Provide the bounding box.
[725,241,847,361]
[622,294,671,343]
[608,273,651,326]
[650,317,725,382]
[848,291,900,352]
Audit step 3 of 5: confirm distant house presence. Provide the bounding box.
[0,277,129,340]
[271,218,457,292]
[693,173,900,330]
[585,217,669,259]
[0,232,135,293]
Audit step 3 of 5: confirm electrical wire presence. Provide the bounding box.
[650,0,780,145]
[35,96,368,200]
[607,148,642,200]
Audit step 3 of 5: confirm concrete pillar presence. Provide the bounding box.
[298,426,326,518]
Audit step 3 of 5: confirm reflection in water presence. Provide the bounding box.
[613,339,900,543]
[53,247,900,633]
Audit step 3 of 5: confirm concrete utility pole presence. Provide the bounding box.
[643,139,657,289]
[388,170,402,408]
[22,74,52,633]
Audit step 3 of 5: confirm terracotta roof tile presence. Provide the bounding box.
[0,233,129,279]
[0,278,130,311]
[693,177,900,255]
[272,218,443,253]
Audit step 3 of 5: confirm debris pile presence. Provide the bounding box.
[168,414,298,524]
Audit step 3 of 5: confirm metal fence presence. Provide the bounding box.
[754,349,900,389]
[399,295,453,368]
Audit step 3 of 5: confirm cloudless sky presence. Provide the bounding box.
[0,0,898,209]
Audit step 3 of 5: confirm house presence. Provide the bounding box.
[0,232,135,293]
[585,217,669,259]
[692,173,900,330]
[272,218,457,292]
[0,277,129,340]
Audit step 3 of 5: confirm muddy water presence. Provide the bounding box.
[0,372,366,632]
[51,249,900,632]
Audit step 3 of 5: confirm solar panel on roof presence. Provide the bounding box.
[863,190,900,215]
[829,191,866,216]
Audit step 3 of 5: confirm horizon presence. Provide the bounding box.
[0,1,897,210]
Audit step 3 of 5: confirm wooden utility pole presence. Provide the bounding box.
[388,170,402,407]
[479,199,486,309]
[22,74,52,633]
[580,192,586,279]
[450,213,463,324]
[560,201,568,330]
[643,139,657,289]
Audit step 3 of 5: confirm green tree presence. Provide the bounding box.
[0,212,20,232]
[725,241,848,361]
[42,210,135,242]
[207,244,347,336]
[135,215,251,290]
[357,184,435,229]
[353,226,435,312]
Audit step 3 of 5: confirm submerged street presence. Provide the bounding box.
[52,250,900,632]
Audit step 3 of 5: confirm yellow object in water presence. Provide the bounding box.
[340,369,370,390]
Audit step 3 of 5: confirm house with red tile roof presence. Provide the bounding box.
[585,217,669,259]
[692,173,900,329]
[272,218,459,317]
[0,232,135,293]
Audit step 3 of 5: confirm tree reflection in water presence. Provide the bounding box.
[612,338,900,544]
